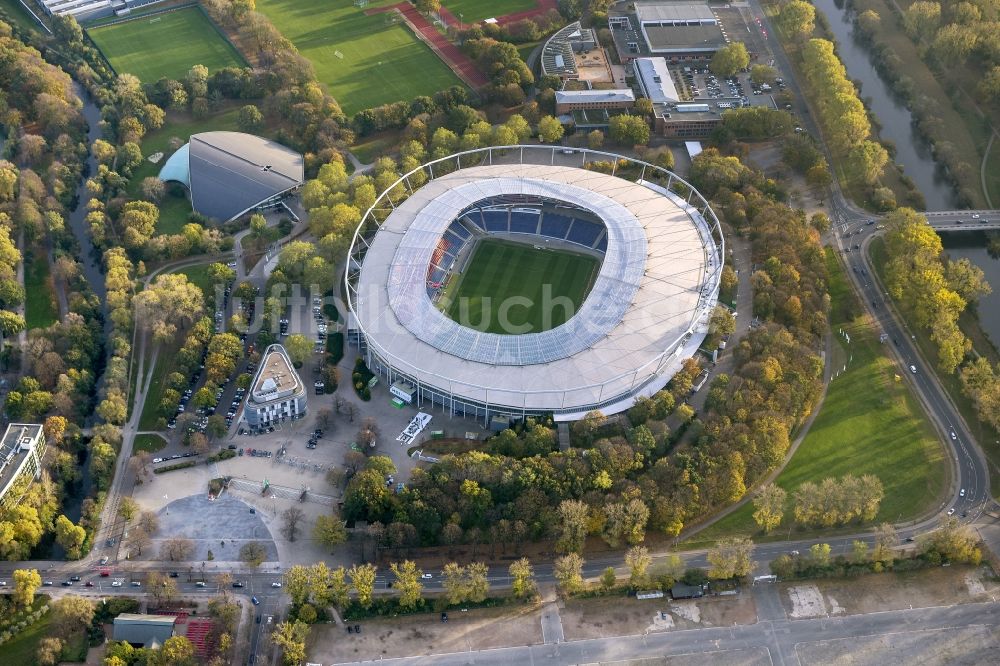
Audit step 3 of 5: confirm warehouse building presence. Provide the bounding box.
[610,1,728,62]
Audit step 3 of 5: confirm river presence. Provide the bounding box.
[59,84,110,527]
[941,232,1000,350]
[812,0,957,211]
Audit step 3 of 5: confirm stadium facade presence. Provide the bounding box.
[346,147,723,423]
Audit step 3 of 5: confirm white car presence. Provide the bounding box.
[960,488,966,497]
[910,365,917,374]
[420,573,433,579]
[950,431,957,441]
[111,580,123,587]
[153,458,163,463]
[972,213,980,219]
[271,582,282,588]
[947,508,955,516]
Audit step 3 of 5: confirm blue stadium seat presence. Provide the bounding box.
[567,219,603,247]
[595,235,608,253]
[482,210,509,232]
[444,230,466,248]
[509,211,540,234]
[540,213,573,239]
[448,220,471,239]
[461,213,484,231]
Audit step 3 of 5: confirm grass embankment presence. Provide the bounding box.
[685,248,947,548]
[24,248,57,329]
[869,237,1000,499]
[0,0,43,33]
[443,239,598,333]
[134,433,168,453]
[138,341,176,430]
[88,7,245,82]
[255,0,464,115]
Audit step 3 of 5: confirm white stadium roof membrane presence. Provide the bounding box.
[349,155,721,418]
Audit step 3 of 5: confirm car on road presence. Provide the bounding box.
[70,576,80,581]
[196,581,207,587]
[947,508,955,516]
[85,581,94,587]
[910,365,917,374]
[420,573,433,579]
[972,213,980,219]
[100,556,109,565]
[43,581,53,586]
[951,431,957,440]
[131,581,141,587]
[271,582,282,588]
[251,596,260,605]
[232,581,244,588]
[111,581,122,587]
[153,458,163,463]
[61,581,73,586]
[960,488,966,497]
[169,572,179,578]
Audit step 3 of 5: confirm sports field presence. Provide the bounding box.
[255,0,464,115]
[88,8,245,82]
[444,239,599,334]
[442,0,537,23]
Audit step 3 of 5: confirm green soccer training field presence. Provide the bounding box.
[88,8,245,82]
[255,0,465,115]
[442,0,538,23]
[444,239,599,334]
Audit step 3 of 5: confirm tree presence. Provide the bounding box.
[777,0,815,39]
[809,543,832,567]
[608,114,650,146]
[313,513,348,551]
[442,562,467,604]
[600,566,617,591]
[903,1,941,41]
[553,553,585,595]
[238,104,264,132]
[138,511,160,534]
[13,568,41,607]
[978,65,1000,103]
[285,334,312,366]
[349,563,377,608]
[127,527,151,557]
[134,274,205,344]
[710,42,750,78]
[390,560,424,609]
[157,635,196,666]
[466,561,489,603]
[556,499,589,553]
[240,541,267,568]
[283,565,312,606]
[161,537,194,561]
[54,514,86,558]
[851,539,870,563]
[281,506,305,542]
[36,637,63,666]
[602,498,649,547]
[706,537,755,580]
[537,115,564,143]
[849,140,889,185]
[750,64,778,85]
[140,177,165,202]
[872,522,898,566]
[118,497,139,522]
[415,0,440,13]
[509,557,536,599]
[272,620,309,666]
[625,545,651,589]
[751,484,787,533]
[922,518,982,564]
[587,129,604,149]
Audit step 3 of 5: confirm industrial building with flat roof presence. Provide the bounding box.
[158,131,304,223]
[244,344,307,428]
[541,22,598,79]
[0,424,45,509]
[555,89,636,114]
[610,1,729,61]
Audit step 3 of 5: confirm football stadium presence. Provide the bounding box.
[346,146,723,423]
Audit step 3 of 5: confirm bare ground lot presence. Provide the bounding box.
[586,649,774,666]
[307,604,544,664]
[780,566,1000,618]
[794,624,1000,666]
[561,594,758,641]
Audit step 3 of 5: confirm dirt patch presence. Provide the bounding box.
[306,604,542,663]
[780,566,1000,617]
[561,594,756,640]
[794,624,1000,666]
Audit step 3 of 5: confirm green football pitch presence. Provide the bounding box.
[444,239,599,334]
[88,8,246,82]
[442,0,537,23]
[255,0,464,115]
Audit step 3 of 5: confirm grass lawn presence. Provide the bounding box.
[0,0,43,34]
[869,237,1000,499]
[4,607,51,666]
[138,341,177,430]
[24,248,57,329]
[442,239,598,333]
[88,7,245,82]
[443,0,537,22]
[255,0,464,115]
[175,262,227,307]
[350,131,400,163]
[684,249,947,548]
[134,433,168,453]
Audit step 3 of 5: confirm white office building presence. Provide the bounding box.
[244,344,307,428]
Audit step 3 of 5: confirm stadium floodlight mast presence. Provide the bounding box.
[346,146,724,423]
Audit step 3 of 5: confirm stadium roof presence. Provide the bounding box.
[636,3,716,23]
[634,57,679,104]
[158,132,304,222]
[352,163,719,414]
[555,89,636,105]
